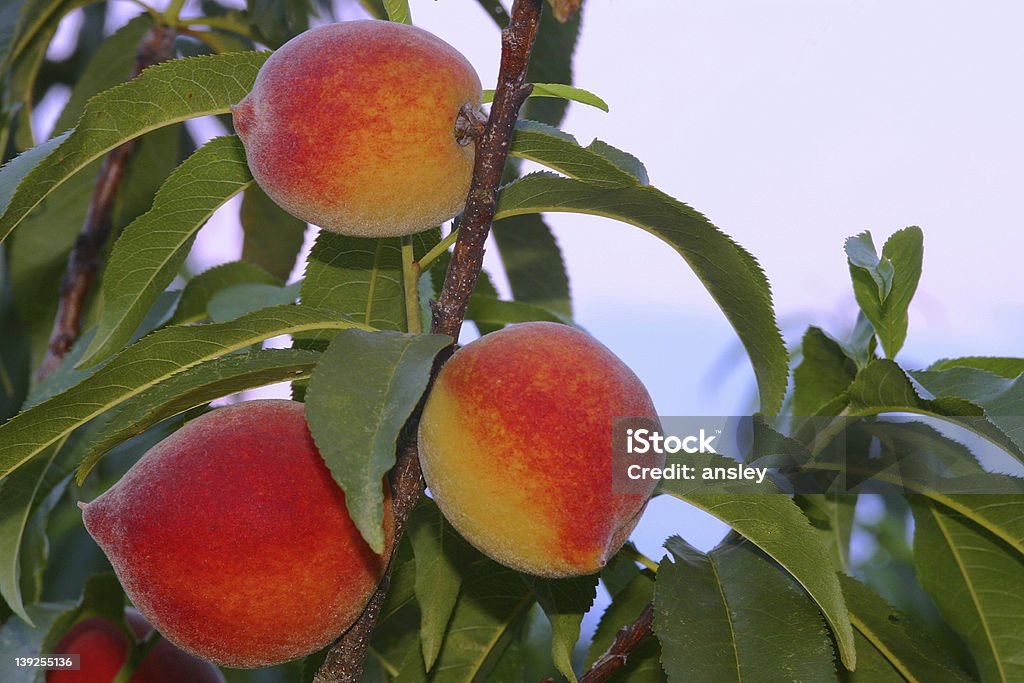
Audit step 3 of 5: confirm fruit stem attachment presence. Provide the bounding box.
[619,544,660,573]
[415,228,459,272]
[179,15,257,39]
[312,2,545,681]
[126,0,163,24]
[454,103,488,146]
[163,0,187,23]
[113,628,162,683]
[37,25,176,381]
[400,235,422,334]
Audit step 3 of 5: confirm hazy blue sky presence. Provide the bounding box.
[37,0,1024,627]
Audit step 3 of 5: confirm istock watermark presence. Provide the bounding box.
[610,415,1024,496]
[624,427,718,454]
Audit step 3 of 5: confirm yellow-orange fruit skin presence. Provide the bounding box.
[418,322,662,577]
[232,20,482,237]
[81,400,393,668]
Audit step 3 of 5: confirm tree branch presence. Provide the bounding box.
[312,2,544,681]
[576,602,655,683]
[37,24,176,380]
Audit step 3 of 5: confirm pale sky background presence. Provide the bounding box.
[38,0,1024,634]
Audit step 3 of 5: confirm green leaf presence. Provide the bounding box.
[304,329,450,552]
[383,0,412,24]
[240,184,308,281]
[80,136,254,366]
[300,230,437,337]
[599,544,642,600]
[846,359,1024,464]
[75,348,321,484]
[794,327,858,417]
[3,0,67,151]
[0,51,268,245]
[491,214,573,319]
[169,261,282,325]
[0,251,29,421]
[841,310,878,368]
[839,574,971,682]
[37,573,126,655]
[466,295,571,327]
[0,574,123,683]
[911,366,1024,456]
[587,570,661,681]
[0,132,68,246]
[797,494,857,572]
[585,139,649,186]
[478,637,525,683]
[0,1,22,69]
[473,0,510,28]
[913,501,1024,683]
[370,552,422,677]
[522,3,580,126]
[6,15,163,361]
[657,453,855,669]
[846,232,894,299]
[407,498,475,672]
[110,123,185,233]
[484,83,608,112]
[2,0,90,72]
[510,121,641,188]
[24,292,181,414]
[7,155,98,366]
[654,535,836,682]
[496,172,787,415]
[928,357,1024,379]
[526,574,598,683]
[0,445,62,623]
[0,601,75,683]
[208,282,301,322]
[759,415,1024,556]
[429,556,535,682]
[489,15,583,321]
[845,228,923,359]
[0,304,367,483]
[246,0,313,48]
[51,14,153,135]
[8,121,181,364]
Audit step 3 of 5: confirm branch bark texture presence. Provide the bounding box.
[577,602,655,683]
[313,1,544,680]
[38,24,176,380]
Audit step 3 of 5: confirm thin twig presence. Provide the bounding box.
[576,602,656,683]
[312,2,544,681]
[37,25,176,380]
[400,235,422,334]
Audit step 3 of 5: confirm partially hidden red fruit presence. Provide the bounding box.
[47,607,224,683]
[81,400,393,668]
[233,20,483,237]
[418,322,663,577]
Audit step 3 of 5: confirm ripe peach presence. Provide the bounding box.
[48,608,224,683]
[81,400,392,668]
[232,20,483,237]
[417,322,661,577]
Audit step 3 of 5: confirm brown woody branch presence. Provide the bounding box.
[576,602,656,683]
[312,1,544,681]
[37,24,176,380]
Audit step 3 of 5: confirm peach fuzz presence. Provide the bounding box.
[48,608,225,683]
[417,322,662,577]
[232,20,482,237]
[81,400,392,668]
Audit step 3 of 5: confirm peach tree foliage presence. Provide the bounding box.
[0,1,1020,682]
